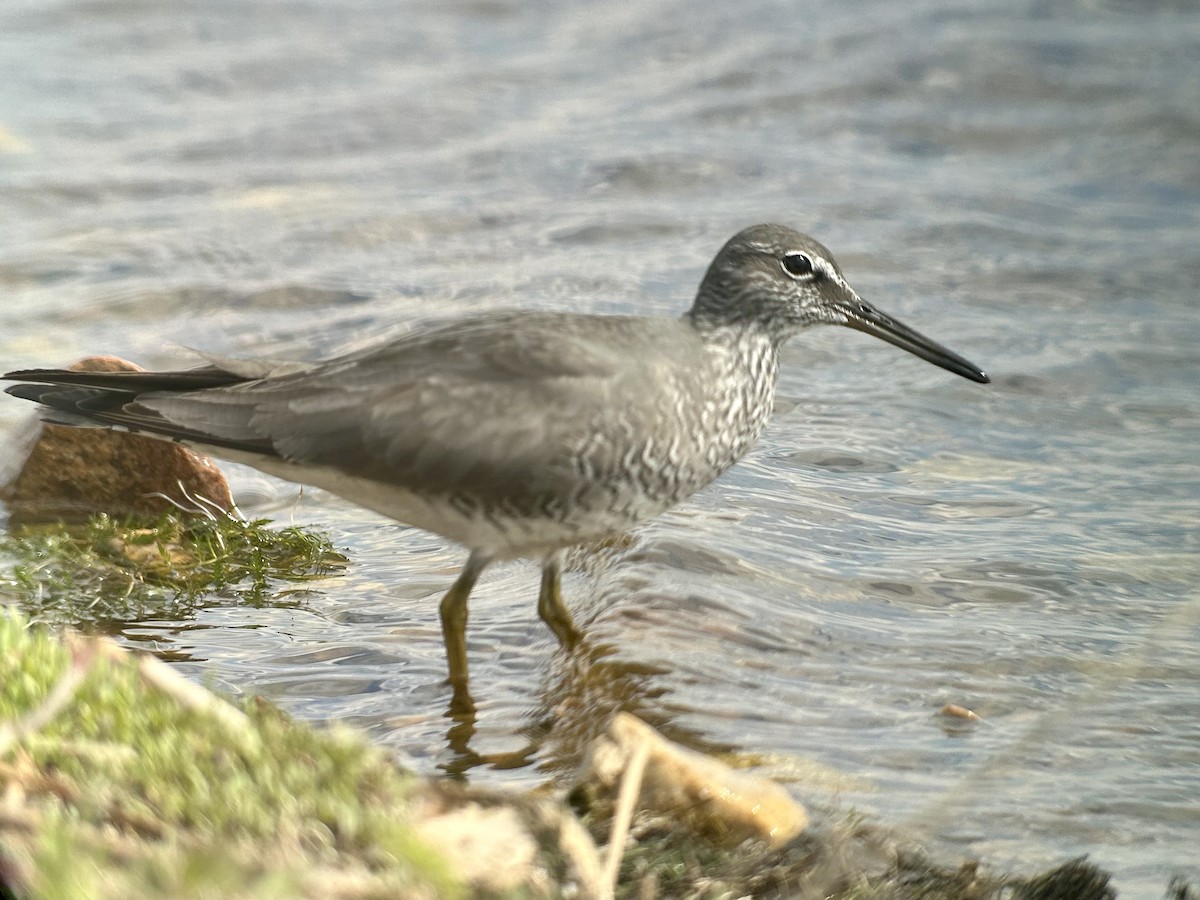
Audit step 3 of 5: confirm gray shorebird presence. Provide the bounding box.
[4,224,988,695]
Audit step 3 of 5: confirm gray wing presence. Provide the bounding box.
[7,312,696,508]
[176,311,695,505]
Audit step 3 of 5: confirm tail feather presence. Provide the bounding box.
[3,365,247,393]
[3,368,277,457]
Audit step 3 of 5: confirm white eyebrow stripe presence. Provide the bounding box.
[813,256,842,284]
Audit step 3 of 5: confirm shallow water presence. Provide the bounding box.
[2,0,1198,894]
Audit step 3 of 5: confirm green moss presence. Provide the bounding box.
[0,611,459,900]
[0,511,346,627]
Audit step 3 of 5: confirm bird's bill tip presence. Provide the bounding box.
[843,301,990,384]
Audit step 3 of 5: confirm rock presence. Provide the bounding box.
[2,356,234,524]
[573,712,808,848]
[412,782,607,900]
[416,800,540,894]
[940,704,981,721]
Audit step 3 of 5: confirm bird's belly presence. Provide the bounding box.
[208,447,686,560]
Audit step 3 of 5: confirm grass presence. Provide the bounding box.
[0,609,459,900]
[0,513,461,898]
[0,511,346,627]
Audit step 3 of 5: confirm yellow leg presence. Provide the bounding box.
[439,552,489,695]
[537,553,583,648]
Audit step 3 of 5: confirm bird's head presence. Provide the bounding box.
[690,224,989,384]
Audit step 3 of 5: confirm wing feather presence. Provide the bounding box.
[5,311,701,512]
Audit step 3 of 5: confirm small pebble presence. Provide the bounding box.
[940,704,981,721]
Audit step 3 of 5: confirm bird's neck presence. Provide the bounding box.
[692,320,781,468]
[685,299,794,349]
[686,314,781,376]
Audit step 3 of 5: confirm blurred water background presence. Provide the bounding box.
[1,0,1197,894]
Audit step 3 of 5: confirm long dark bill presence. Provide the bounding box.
[842,300,990,384]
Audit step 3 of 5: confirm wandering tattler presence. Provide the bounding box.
[3,224,989,694]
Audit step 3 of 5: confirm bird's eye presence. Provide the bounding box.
[781,252,815,279]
